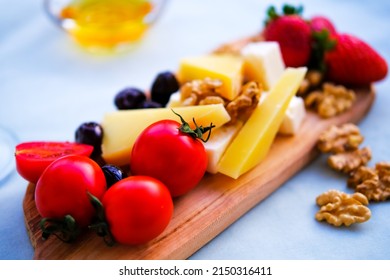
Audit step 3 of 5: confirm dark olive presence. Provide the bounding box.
[151,71,180,106]
[114,87,147,109]
[75,122,103,156]
[101,164,127,188]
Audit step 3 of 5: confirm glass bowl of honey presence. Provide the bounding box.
[44,0,168,52]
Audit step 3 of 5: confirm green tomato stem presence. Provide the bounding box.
[87,191,115,247]
[171,109,215,143]
[40,214,80,243]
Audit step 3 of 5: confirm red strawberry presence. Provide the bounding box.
[325,33,388,85]
[263,5,312,67]
[309,15,337,35]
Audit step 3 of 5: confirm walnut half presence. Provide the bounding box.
[317,123,364,153]
[226,81,261,123]
[305,83,356,118]
[297,70,323,96]
[179,78,261,123]
[315,189,371,226]
[180,78,223,106]
[327,147,372,174]
[348,162,390,202]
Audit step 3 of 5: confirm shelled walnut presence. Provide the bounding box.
[315,189,371,226]
[305,83,356,118]
[348,162,390,201]
[347,166,378,189]
[297,70,323,96]
[327,147,372,174]
[377,161,390,184]
[317,123,364,153]
[180,78,223,106]
[226,81,261,122]
[180,78,261,123]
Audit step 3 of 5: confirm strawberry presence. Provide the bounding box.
[263,5,312,67]
[309,15,337,35]
[325,33,388,86]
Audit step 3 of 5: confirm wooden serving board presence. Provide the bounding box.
[23,86,375,259]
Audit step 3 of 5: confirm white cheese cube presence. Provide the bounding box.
[278,96,306,135]
[241,41,285,91]
[203,121,243,174]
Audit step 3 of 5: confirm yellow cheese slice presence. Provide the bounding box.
[101,104,231,166]
[217,67,307,179]
[177,54,244,100]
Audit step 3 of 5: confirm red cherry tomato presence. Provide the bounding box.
[102,176,173,245]
[130,119,209,197]
[35,155,106,228]
[15,141,94,184]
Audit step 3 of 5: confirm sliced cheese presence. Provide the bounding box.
[217,67,307,179]
[177,54,244,100]
[101,104,231,166]
[278,96,306,135]
[203,121,243,174]
[170,90,306,136]
[241,41,285,91]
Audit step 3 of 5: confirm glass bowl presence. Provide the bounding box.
[43,0,168,52]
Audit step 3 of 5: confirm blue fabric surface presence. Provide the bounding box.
[1,0,389,260]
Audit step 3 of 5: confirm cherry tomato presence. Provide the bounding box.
[102,176,173,245]
[15,141,94,184]
[130,118,209,197]
[35,155,106,228]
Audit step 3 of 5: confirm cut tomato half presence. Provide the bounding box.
[15,141,94,184]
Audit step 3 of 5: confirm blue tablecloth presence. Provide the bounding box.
[1,0,389,260]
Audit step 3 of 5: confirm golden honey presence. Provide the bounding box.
[60,0,153,50]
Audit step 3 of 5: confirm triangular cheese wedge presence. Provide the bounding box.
[217,67,307,179]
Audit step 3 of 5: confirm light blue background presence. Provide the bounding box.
[1,0,389,259]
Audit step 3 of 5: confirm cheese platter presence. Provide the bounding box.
[18,3,387,260]
[23,85,375,259]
